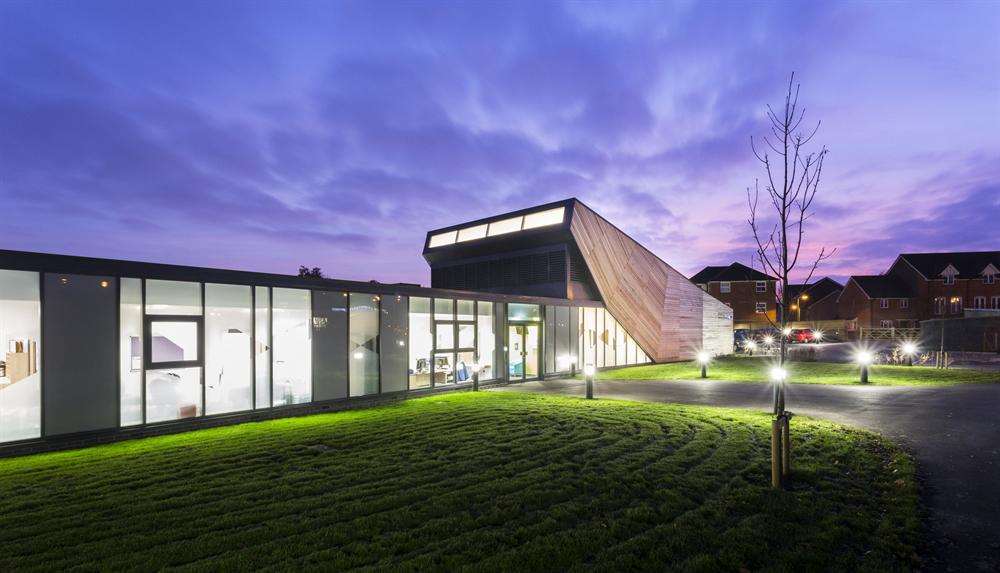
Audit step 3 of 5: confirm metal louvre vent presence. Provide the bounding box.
[431,250,568,290]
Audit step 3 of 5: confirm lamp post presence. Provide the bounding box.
[697,351,710,378]
[901,342,917,366]
[584,363,595,399]
[856,350,873,384]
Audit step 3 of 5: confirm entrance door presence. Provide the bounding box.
[508,324,541,381]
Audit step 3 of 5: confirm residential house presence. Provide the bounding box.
[691,262,777,330]
[784,277,843,321]
[838,251,1000,334]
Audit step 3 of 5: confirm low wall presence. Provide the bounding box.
[920,317,1000,353]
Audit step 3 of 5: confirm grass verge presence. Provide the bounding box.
[598,355,1000,386]
[0,392,919,571]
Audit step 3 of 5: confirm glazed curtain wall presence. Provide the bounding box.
[576,307,651,370]
[2,266,649,444]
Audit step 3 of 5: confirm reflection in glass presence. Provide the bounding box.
[0,270,41,443]
[149,321,199,363]
[145,279,201,315]
[476,302,494,381]
[508,303,541,321]
[273,288,311,406]
[456,299,474,321]
[408,297,432,389]
[145,367,201,423]
[349,293,379,397]
[458,323,475,349]
[254,286,270,409]
[120,278,142,426]
[205,284,252,415]
[435,323,454,350]
[434,298,453,320]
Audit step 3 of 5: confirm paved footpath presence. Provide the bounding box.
[494,378,1000,572]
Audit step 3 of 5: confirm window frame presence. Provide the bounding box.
[900,299,909,309]
[720,281,731,294]
[880,320,893,328]
[755,301,767,313]
[143,315,204,370]
[755,281,766,293]
[985,273,996,285]
[973,296,986,309]
[934,297,946,315]
[950,297,962,314]
[879,298,889,309]
[992,296,1000,310]
[943,274,955,285]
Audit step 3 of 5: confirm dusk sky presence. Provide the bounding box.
[1,1,997,285]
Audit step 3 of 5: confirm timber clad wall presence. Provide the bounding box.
[569,202,733,362]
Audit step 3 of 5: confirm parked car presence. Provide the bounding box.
[789,328,819,344]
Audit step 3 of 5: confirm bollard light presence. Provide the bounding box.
[856,350,873,384]
[472,362,480,392]
[762,335,775,348]
[744,340,757,356]
[900,341,917,366]
[812,330,824,342]
[583,363,595,399]
[770,366,787,382]
[697,351,710,378]
[782,327,792,336]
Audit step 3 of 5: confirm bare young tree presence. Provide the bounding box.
[747,73,833,486]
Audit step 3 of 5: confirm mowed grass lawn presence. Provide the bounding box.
[599,355,1000,386]
[0,393,919,571]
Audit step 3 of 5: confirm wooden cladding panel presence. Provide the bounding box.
[569,202,732,362]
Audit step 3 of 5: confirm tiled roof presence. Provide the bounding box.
[898,251,1000,279]
[690,262,775,283]
[850,275,914,299]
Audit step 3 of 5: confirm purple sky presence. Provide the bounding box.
[1,1,997,285]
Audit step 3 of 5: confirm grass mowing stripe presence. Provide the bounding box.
[0,392,919,571]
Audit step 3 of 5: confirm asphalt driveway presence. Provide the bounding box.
[494,378,1000,572]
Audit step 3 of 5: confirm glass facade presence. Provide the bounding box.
[273,288,311,406]
[408,297,432,390]
[0,270,41,443]
[349,293,379,397]
[120,278,143,426]
[254,286,271,409]
[476,302,495,381]
[0,263,652,445]
[205,284,253,415]
[144,279,202,423]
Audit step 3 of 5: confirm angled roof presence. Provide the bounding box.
[788,277,843,303]
[690,262,775,283]
[896,251,1000,279]
[850,275,914,299]
[689,266,727,284]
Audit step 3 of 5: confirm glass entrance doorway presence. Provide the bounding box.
[508,324,540,381]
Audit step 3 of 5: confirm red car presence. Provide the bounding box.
[789,329,817,344]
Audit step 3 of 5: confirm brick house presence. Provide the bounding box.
[838,251,1000,333]
[691,262,777,329]
[784,277,843,321]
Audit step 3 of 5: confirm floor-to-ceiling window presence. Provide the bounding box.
[119,278,143,426]
[0,270,41,443]
[205,284,253,415]
[144,279,203,423]
[476,301,494,381]
[254,286,271,409]
[349,293,379,397]
[273,288,311,406]
[408,297,432,389]
[380,295,407,394]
